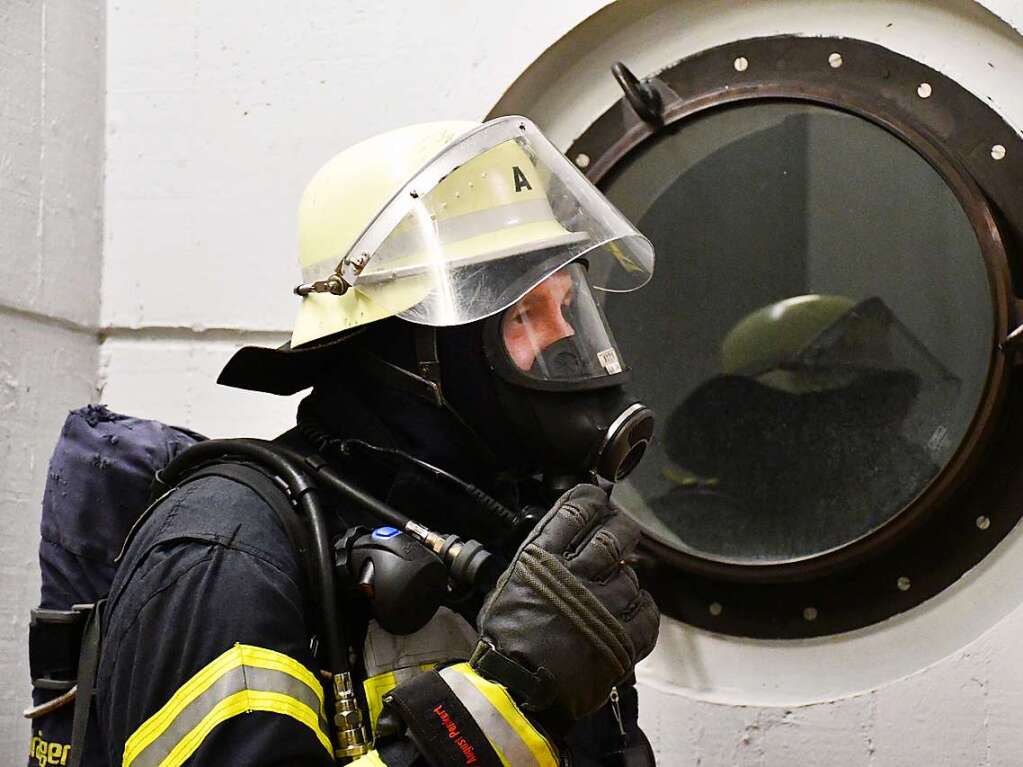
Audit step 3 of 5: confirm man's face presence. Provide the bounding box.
[501,268,576,371]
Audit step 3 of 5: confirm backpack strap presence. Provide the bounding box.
[66,599,104,767]
[182,462,313,579]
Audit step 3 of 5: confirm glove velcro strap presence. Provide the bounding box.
[384,665,558,767]
[469,641,555,711]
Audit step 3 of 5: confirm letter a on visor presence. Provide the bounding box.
[487,262,629,389]
[293,117,654,342]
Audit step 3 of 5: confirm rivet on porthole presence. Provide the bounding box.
[709,602,723,617]
[734,56,749,72]
[575,153,591,169]
[977,515,991,530]
[803,607,818,622]
[828,53,843,68]
[917,82,933,98]
[991,144,1007,161]
[897,577,912,592]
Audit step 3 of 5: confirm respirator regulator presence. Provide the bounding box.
[483,261,655,488]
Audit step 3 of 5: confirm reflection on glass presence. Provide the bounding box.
[603,102,992,564]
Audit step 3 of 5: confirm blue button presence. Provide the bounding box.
[372,526,401,539]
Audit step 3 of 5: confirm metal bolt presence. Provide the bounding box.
[709,602,723,616]
[575,153,591,169]
[917,82,933,98]
[897,576,912,592]
[734,56,749,72]
[829,53,843,68]
[992,144,1007,160]
[803,607,818,622]
[976,515,991,530]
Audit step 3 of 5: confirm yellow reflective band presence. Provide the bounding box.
[122,644,331,767]
[159,690,331,767]
[443,663,558,767]
[363,664,436,735]
[348,749,389,767]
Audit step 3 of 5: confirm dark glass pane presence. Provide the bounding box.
[603,101,993,564]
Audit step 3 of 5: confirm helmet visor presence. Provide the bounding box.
[299,116,654,326]
[492,262,628,387]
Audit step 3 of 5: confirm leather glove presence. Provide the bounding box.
[470,484,660,723]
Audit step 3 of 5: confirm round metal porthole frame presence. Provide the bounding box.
[566,35,1023,637]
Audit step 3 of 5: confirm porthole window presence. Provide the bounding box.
[534,35,1023,637]
[604,100,993,565]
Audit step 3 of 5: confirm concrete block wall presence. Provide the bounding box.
[0,0,105,757]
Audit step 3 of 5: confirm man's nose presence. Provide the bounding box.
[538,303,575,350]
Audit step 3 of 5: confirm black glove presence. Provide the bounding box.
[471,484,660,722]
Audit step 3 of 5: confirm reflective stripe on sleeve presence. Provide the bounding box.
[439,663,558,767]
[363,664,436,735]
[122,643,331,767]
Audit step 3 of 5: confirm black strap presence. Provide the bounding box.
[181,462,318,609]
[469,641,555,711]
[414,326,443,397]
[29,608,89,690]
[67,600,103,767]
[355,351,444,407]
[383,670,503,767]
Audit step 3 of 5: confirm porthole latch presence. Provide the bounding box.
[611,61,668,125]
[997,301,1023,359]
[999,322,1023,356]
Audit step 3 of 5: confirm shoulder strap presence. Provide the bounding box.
[181,461,315,596]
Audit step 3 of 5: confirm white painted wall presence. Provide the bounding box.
[99,0,605,435]
[0,0,105,757]
[6,0,1023,763]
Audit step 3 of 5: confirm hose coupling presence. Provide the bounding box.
[333,671,370,760]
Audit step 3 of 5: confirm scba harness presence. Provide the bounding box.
[27,406,652,767]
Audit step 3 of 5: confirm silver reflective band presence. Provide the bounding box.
[126,666,329,767]
[299,198,585,287]
[438,666,544,767]
[123,645,331,767]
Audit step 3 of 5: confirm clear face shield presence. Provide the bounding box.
[490,262,627,388]
[295,116,654,329]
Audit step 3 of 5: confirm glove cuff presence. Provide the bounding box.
[384,663,558,767]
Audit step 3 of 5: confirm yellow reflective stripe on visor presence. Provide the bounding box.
[122,644,331,767]
[440,663,558,767]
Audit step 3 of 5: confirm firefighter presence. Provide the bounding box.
[97,116,660,766]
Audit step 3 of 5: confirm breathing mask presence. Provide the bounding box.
[475,261,654,487]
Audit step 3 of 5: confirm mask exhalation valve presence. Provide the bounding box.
[596,402,655,481]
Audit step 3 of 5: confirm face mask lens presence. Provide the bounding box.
[498,263,625,385]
